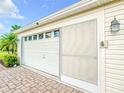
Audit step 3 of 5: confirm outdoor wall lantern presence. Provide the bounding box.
[111,17,120,32]
[36,22,39,25]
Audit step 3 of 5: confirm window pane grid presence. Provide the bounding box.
[39,33,44,39]
[45,32,51,38]
[24,29,59,41]
[24,37,27,41]
[28,36,32,41]
[54,30,59,37]
[33,35,37,40]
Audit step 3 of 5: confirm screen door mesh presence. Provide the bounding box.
[61,19,97,85]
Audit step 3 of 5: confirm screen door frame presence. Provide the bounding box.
[59,11,105,93]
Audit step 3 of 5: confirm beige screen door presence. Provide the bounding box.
[61,19,98,93]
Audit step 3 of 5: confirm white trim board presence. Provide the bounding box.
[61,75,97,93]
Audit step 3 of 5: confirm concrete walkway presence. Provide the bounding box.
[0,65,84,93]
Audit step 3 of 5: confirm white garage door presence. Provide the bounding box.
[22,31,59,76]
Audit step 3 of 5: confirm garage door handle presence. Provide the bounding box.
[43,55,45,59]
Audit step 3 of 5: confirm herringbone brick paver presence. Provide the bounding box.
[0,65,84,93]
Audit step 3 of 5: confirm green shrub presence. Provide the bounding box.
[0,53,6,60]
[0,53,7,65]
[3,54,19,67]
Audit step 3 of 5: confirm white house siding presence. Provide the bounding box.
[104,1,124,93]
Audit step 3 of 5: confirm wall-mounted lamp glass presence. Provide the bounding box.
[111,17,120,32]
[36,22,39,25]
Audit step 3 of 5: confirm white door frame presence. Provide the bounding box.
[60,11,105,93]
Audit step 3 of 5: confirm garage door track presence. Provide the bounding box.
[0,65,84,93]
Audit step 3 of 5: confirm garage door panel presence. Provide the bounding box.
[23,37,59,76]
[37,53,59,76]
[23,40,59,52]
[23,52,44,67]
[45,53,59,64]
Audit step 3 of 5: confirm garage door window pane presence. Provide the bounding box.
[29,36,32,41]
[45,32,51,38]
[33,35,37,40]
[24,37,27,41]
[54,30,59,37]
[39,33,44,39]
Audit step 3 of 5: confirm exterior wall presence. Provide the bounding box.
[17,8,104,67]
[104,1,124,93]
[17,10,105,93]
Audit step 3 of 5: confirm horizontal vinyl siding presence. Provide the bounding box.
[104,1,124,93]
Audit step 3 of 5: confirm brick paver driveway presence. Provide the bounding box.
[0,65,84,93]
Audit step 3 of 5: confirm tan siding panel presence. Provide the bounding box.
[106,59,124,65]
[105,2,124,93]
[105,30,124,36]
[105,14,124,22]
[106,64,124,70]
[106,34,124,40]
[106,73,124,81]
[108,40,124,45]
[106,69,124,77]
[107,45,124,50]
[106,87,124,93]
[106,82,124,91]
[105,9,124,18]
[105,4,124,14]
[106,77,124,86]
[106,50,124,55]
[106,55,124,60]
